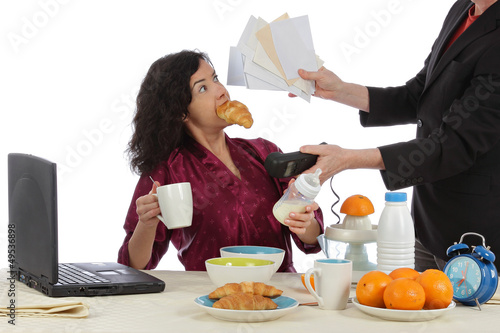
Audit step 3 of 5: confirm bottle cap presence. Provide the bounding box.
[295,169,322,199]
[385,192,407,202]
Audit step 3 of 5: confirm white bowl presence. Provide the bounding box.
[220,246,285,273]
[325,224,377,243]
[205,257,276,287]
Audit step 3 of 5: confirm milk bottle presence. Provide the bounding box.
[376,192,415,273]
[273,169,322,224]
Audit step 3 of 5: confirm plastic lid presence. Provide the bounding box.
[295,169,322,198]
[385,192,407,202]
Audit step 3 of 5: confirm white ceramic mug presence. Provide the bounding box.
[305,258,352,310]
[154,182,193,229]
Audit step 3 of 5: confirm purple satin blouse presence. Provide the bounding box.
[118,135,324,272]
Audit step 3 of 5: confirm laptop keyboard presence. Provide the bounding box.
[57,263,111,285]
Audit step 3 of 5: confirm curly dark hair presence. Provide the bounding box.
[127,50,212,174]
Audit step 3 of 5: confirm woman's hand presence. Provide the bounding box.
[135,181,162,228]
[281,179,321,244]
[128,181,162,270]
[284,202,320,235]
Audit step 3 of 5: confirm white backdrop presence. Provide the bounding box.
[1,0,456,272]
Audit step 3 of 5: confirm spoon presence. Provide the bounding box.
[299,302,318,306]
[149,176,158,190]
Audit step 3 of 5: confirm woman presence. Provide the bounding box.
[118,50,323,272]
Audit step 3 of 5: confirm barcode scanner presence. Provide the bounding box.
[264,142,327,178]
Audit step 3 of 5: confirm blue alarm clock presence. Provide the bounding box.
[443,232,498,308]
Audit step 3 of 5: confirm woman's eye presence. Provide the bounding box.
[199,86,206,93]
[213,75,219,82]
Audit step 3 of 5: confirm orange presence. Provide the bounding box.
[416,269,453,309]
[356,271,393,308]
[389,267,420,280]
[383,278,426,310]
[301,274,315,291]
[340,195,375,216]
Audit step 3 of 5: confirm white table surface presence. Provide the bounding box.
[2,270,499,333]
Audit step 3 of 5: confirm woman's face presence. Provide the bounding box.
[185,59,229,131]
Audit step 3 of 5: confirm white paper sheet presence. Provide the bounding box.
[226,47,246,87]
[227,14,320,102]
[270,15,318,80]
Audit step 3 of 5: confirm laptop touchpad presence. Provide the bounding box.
[97,270,120,276]
[97,269,138,275]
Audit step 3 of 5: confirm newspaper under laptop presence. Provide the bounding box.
[7,153,165,297]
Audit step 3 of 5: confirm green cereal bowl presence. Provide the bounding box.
[205,257,276,286]
[220,246,285,273]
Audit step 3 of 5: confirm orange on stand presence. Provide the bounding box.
[383,278,426,310]
[340,195,375,216]
[301,274,315,291]
[389,267,420,280]
[356,271,393,308]
[416,269,453,309]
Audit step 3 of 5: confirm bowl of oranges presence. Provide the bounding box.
[353,268,456,321]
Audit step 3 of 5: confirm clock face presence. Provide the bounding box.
[444,256,482,300]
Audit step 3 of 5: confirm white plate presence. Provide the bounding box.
[352,298,456,322]
[194,295,298,322]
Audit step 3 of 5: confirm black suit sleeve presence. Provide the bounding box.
[359,54,430,128]
[368,41,500,190]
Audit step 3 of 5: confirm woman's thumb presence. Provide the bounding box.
[150,181,160,194]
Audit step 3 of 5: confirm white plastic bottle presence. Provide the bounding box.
[273,169,322,224]
[376,192,415,273]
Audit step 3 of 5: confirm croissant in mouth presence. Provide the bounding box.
[216,100,253,129]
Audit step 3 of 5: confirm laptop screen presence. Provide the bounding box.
[8,153,59,284]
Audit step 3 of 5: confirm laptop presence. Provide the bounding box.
[7,153,166,297]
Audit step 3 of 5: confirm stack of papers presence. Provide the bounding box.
[227,14,323,102]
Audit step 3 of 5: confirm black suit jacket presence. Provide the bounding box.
[360,0,500,266]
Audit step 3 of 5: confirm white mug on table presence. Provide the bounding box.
[305,258,352,310]
[154,182,193,229]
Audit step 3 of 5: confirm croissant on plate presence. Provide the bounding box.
[212,293,278,310]
[208,281,283,299]
[216,100,253,129]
